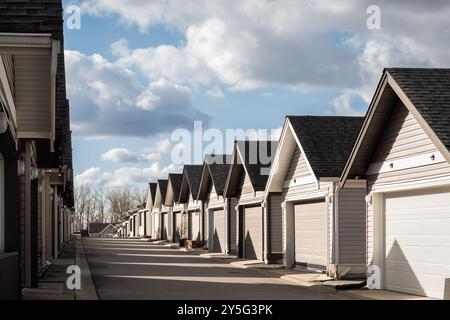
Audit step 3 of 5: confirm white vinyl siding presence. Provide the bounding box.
[162,213,169,240]
[228,198,238,254]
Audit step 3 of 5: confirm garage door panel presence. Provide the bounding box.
[244,206,263,261]
[294,201,327,269]
[384,189,450,299]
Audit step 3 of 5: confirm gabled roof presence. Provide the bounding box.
[88,223,114,234]
[157,179,168,204]
[341,68,450,182]
[179,165,204,202]
[287,116,364,178]
[387,68,450,151]
[198,154,232,200]
[165,173,183,206]
[149,183,158,203]
[224,140,278,197]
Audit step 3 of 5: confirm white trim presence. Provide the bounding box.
[282,175,317,188]
[370,174,450,194]
[341,179,367,189]
[367,151,446,176]
[284,189,328,203]
[0,58,17,127]
[0,158,4,253]
[0,33,52,48]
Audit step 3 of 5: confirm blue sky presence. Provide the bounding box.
[65,0,450,188]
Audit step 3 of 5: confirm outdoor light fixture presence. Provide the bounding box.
[0,112,7,134]
[18,160,25,176]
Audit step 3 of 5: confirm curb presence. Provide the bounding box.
[75,237,99,300]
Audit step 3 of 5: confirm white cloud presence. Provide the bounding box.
[332,93,364,116]
[205,85,225,98]
[79,0,450,112]
[155,138,172,153]
[75,163,182,188]
[65,50,209,138]
[101,148,139,163]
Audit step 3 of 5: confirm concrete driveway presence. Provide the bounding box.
[82,238,347,300]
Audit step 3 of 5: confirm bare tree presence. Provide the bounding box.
[74,185,97,230]
[132,187,147,206]
[93,187,108,223]
[107,188,136,223]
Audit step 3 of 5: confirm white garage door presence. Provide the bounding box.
[384,189,450,299]
[244,206,263,260]
[189,210,201,241]
[210,209,226,253]
[294,200,328,270]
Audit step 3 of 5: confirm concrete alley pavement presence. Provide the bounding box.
[82,238,348,300]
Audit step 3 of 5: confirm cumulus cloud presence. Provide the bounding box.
[79,0,450,111]
[75,163,182,188]
[205,85,225,98]
[101,148,139,163]
[65,50,210,138]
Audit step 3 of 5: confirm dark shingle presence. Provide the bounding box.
[88,223,112,234]
[287,116,364,178]
[157,179,168,204]
[184,165,204,199]
[386,68,450,152]
[236,140,278,191]
[148,183,157,204]
[168,173,183,200]
[205,154,232,195]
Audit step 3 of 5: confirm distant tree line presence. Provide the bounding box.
[74,186,146,231]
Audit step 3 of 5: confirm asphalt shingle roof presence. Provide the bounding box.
[157,179,168,204]
[88,223,112,234]
[168,173,183,200]
[236,140,278,191]
[386,68,450,153]
[205,154,232,195]
[149,183,157,203]
[184,165,204,199]
[287,116,364,178]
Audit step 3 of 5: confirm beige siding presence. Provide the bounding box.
[367,103,450,267]
[241,171,254,195]
[2,55,14,95]
[228,198,238,254]
[338,188,366,265]
[14,56,51,133]
[269,194,282,254]
[368,102,450,190]
[284,147,310,183]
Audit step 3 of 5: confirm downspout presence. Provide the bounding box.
[334,181,340,276]
[266,194,271,264]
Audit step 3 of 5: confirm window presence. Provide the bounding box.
[0,157,4,253]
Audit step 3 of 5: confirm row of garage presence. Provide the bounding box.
[122,69,450,299]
